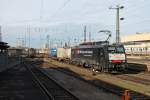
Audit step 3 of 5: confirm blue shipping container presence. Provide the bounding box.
[50,48,57,57]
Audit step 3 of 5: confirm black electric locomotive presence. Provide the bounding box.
[71,41,127,73]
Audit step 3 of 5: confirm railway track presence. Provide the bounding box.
[57,60,150,86]
[46,62,150,100]
[50,60,150,86]
[137,72,150,80]
[25,62,80,100]
[0,64,49,100]
[111,69,150,85]
[115,74,150,85]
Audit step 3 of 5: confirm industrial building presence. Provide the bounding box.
[121,32,150,56]
[0,42,9,71]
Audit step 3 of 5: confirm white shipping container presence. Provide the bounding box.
[57,48,71,59]
[65,48,71,59]
[57,48,65,58]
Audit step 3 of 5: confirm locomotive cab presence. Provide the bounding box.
[106,45,127,71]
[95,44,127,73]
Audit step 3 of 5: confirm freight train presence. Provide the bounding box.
[28,48,36,58]
[50,48,57,57]
[8,47,37,58]
[50,48,71,61]
[50,41,128,74]
[71,41,127,74]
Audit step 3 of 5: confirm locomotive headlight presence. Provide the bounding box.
[122,60,125,62]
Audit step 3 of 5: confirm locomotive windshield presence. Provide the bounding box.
[108,47,116,53]
[116,47,125,53]
[107,46,125,53]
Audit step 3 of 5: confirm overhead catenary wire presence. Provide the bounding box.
[40,0,44,19]
[2,0,150,26]
[109,0,150,29]
[44,0,72,20]
[106,0,150,19]
[0,1,138,25]
[121,0,150,15]
[122,19,150,26]
[47,1,150,28]
[2,0,150,45]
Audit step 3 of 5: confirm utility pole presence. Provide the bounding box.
[67,38,70,47]
[0,26,2,42]
[24,27,27,47]
[109,5,124,44]
[46,35,50,48]
[84,25,87,42]
[74,38,77,46]
[89,32,91,42]
[16,38,24,47]
[28,25,31,49]
[27,25,31,57]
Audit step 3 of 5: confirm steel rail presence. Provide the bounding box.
[24,63,55,100]
[48,63,150,100]
[25,62,80,100]
[31,63,80,100]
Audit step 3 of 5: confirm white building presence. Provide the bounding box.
[121,33,150,55]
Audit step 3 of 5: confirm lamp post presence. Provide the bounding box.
[109,5,124,44]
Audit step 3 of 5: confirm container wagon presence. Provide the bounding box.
[50,48,57,59]
[57,48,71,61]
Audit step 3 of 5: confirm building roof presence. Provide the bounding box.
[121,33,150,43]
[0,42,9,49]
[79,41,109,45]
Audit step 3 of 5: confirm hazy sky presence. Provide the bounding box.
[0,0,150,48]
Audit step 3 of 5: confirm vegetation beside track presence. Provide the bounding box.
[46,59,150,96]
